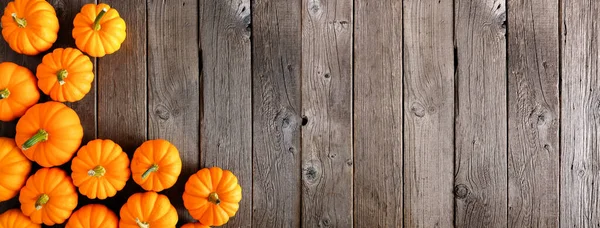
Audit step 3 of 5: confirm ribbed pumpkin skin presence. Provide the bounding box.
[19,168,78,226]
[36,48,94,102]
[131,139,182,192]
[15,102,84,167]
[1,0,59,55]
[71,139,130,199]
[119,192,178,228]
[0,62,40,121]
[181,222,210,228]
[72,3,126,57]
[183,167,242,226]
[0,209,39,228]
[65,204,118,228]
[0,137,31,202]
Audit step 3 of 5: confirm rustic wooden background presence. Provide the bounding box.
[0,0,598,227]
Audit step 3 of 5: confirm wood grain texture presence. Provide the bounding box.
[252,0,302,227]
[199,0,252,227]
[454,0,507,227]
[301,0,353,227]
[507,0,559,227]
[353,0,402,227]
[403,0,454,227]
[561,0,600,226]
[147,0,199,225]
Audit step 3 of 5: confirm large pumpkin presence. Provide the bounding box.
[71,139,130,199]
[183,167,242,226]
[1,0,59,55]
[0,209,39,228]
[19,168,78,226]
[119,192,178,228]
[15,102,84,167]
[72,3,126,57]
[36,48,95,102]
[0,137,31,202]
[0,62,40,122]
[65,204,118,228]
[131,139,182,192]
[181,223,210,228]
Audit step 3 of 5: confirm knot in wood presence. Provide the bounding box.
[155,104,171,120]
[411,102,426,117]
[454,184,469,199]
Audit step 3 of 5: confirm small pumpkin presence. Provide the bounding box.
[0,209,39,228]
[0,62,40,121]
[15,101,84,167]
[71,139,130,199]
[0,137,31,202]
[36,48,94,102]
[131,139,182,192]
[65,204,118,228]
[181,223,210,228]
[119,192,178,228]
[72,3,126,57]
[183,167,242,226]
[19,168,78,226]
[1,0,59,55]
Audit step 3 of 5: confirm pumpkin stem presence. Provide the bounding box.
[57,69,68,85]
[11,13,26,28]
[21,129,49,151]
[35,194,49,210]
[93,8,108,31]
[88,165,106,177]
[208,192,221,205]
[135,218,149,228]
[141,164,159,180]
[0,88,9,99]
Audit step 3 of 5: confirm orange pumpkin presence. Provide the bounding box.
[119,192,178,228]
[0,209,39,228]
[19,168,78,226]
[15,101,83,167]
[36,48,94,102]
[181,222,210,228]
[71,139,130,199]
[1,0,59,55]
[0,137,31,202]
[0,62,40,121]
[72,3,126,57]
[183,167,242,226]
[131,139,182,192]
[65,204,118,228]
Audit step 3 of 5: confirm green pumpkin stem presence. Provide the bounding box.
[135,218,149,228]
[88,165,106,177]
[35,194,49,210]
[93,8,108,31]
[208,192,221,205]
[57,69,68,85]
[0,88,10,99]
[22,129,49,150]
[11,13,27,28]
[141,164,159,180]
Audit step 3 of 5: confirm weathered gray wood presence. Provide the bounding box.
[252,0,302,227]
[147,0,199,225]
[301,0,353,227]
[199,0,251,227]
[353,0,402,227]
[403,0,454,227]
[507,0,559,227]
[561,1,600,226]
[454,0,507,227]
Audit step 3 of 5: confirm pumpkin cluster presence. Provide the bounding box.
[0,1,242,227]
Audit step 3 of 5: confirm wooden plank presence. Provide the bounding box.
[353,0,402,227]
[403,0,454,227]
[507,0,559,227]
[147,0,199,225]
[96,0,146,213]
[561,0,600,226]
[301,0,353,227]
[252,0,302,226]
[454,0,508,227]
[198,0,251,227]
